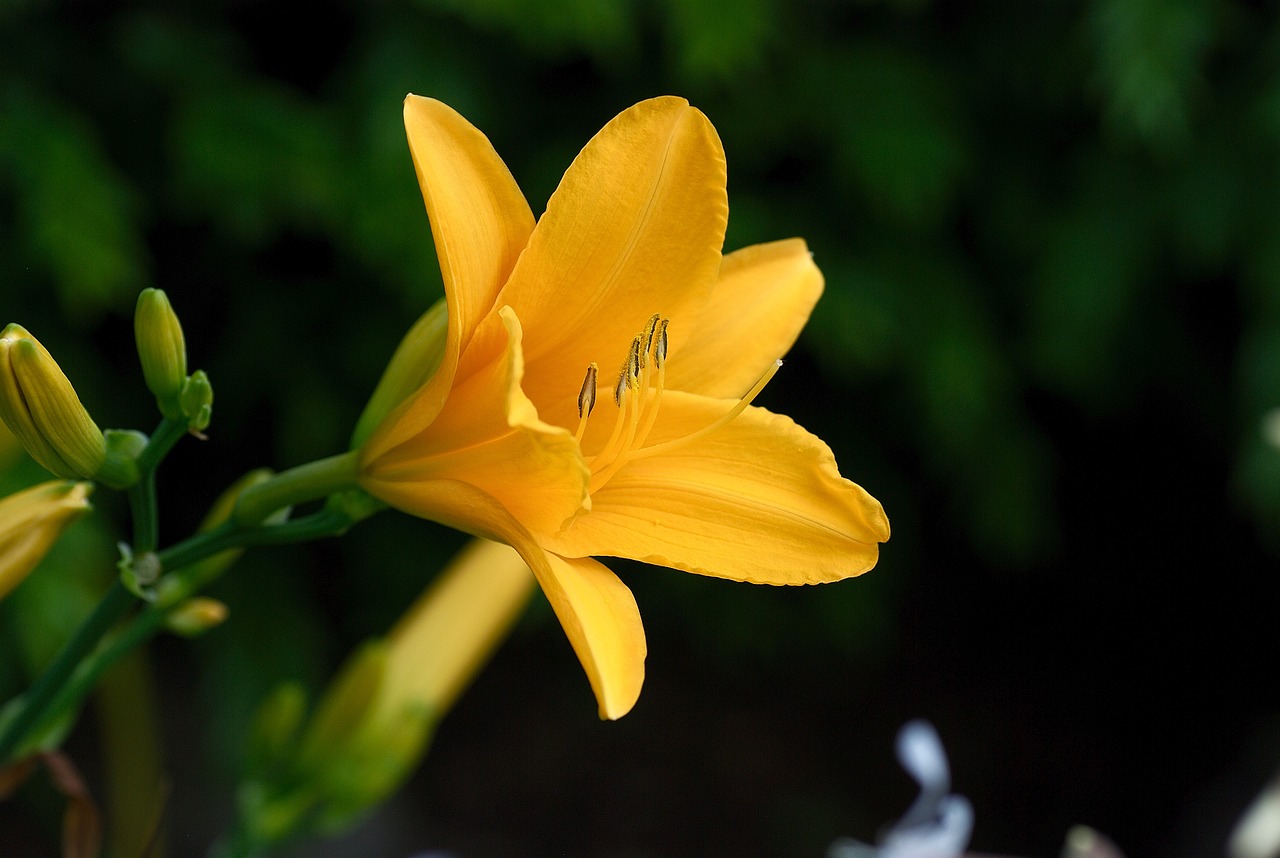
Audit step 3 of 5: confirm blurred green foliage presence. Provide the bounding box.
[1,0,1279,853]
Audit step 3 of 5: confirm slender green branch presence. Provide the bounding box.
[0,581,136,763]
[127,417,190,553]
[0,417,195,762]
[157,508,355,581]
[137,416,190,474]
[233,452,360,526]
[4,507,360,758]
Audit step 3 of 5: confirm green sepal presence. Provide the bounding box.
[179,370,213,434]
[95,428,147,489]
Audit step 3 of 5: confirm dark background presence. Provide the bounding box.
[3,0,1280,856]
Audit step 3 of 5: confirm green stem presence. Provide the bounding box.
[8,508,359,758]
[233,452,360,526]
[0,581,136,763]
[157,508,355,582]
[127,417,189,553]
[0,417,192,762]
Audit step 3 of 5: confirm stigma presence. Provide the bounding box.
[573,313,779,494]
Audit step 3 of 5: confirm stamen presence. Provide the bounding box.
[627,359,782,461]
[574,363,598,445]
[613,336,641,407]
[629,317,669,455]
[577,363,598,418]
[640,314,660,365]
[632,354,665,449]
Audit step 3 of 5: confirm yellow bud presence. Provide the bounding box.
[240,540,534,842]
[164,597,228,637]
[332,540,533,818]
[296,641,388,773]
[350,298,446,448]
[378,538,535,720]
[134,289,188,418]
[0,481,92,600]
[0,325,105,480]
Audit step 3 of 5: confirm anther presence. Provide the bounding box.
[577,363,598,419]
[641,314,661,363]
[654,319,668,368]
[627,334,643,380]
[574,363,598,446]
[613,336,641,406]
[612,372,628,407]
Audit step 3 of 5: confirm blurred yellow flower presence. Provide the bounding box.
[280,538,533,832]
[358,95,890,719]
[0,480,92,600]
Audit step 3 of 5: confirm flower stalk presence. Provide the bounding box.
[232,451,360,526]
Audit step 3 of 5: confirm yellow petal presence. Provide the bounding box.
[0,481,92,600]
[666,239,824,399]
[359,475,645,720]
[535,551,645,720]
[359,307,588,538]
[363,96,536,463]
[471,96,728,429]
[546,391,890,584]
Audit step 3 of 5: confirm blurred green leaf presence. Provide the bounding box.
[661,0,778,83]
[0,86,149,319]
[1090,0,1213,147]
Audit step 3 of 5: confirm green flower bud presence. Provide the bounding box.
[351,298,446,449]
[0,324,105,480]
[134,289,188,418]
[179,370,213,434]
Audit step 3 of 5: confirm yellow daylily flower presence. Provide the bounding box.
[0,480,92,600]
[358,95,890,720]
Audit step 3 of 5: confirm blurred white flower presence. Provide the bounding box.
[1231,773,1280,858]
[1261,409,1280,451]
[828,719,973,858]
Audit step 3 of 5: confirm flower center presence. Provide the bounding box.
[571,313,781,495]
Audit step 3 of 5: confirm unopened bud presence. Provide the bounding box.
[165,597,228,637]
[0,481,93,600]
[296,642,388,772]
[246,682,307,778]
[179,370,213,434]
[134,289,188,418]
[0,325,105,480]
